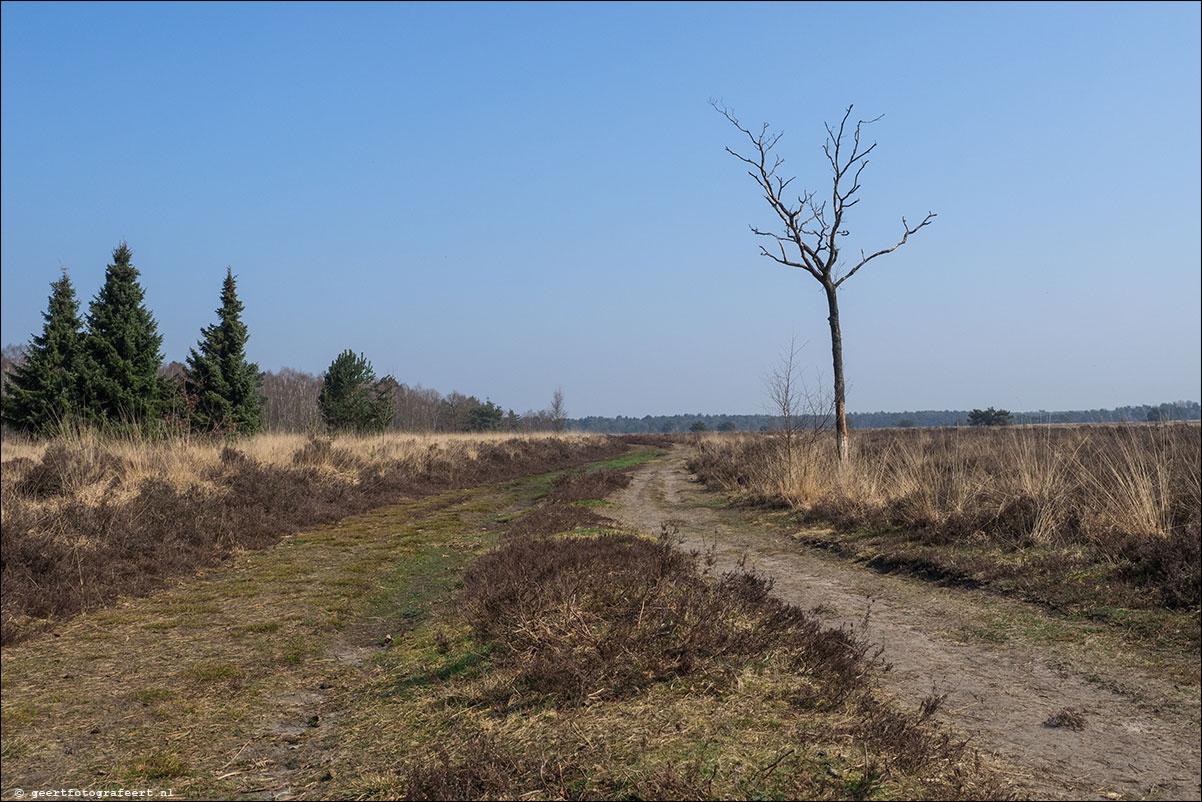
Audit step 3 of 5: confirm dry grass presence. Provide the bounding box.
[0,469,547,798]
[689,424,1201,623]
[2,448,999,800]
[1,429,607,507]
[0,429,628,644]
[321,468,998,800]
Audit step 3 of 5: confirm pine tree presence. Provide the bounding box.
[77,241,167,426]
[318,350,394,433]
[184,268,262,434]
[0,269,84,433]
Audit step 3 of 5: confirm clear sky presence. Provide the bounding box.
[3,1,1199,417]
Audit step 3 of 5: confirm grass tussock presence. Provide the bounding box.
[689,425,1201,625]
[378,468,992,801]
[0,430,629,644]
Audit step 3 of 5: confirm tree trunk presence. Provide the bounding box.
[824,283,849,463]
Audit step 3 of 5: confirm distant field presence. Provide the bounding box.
[689,423,1201,645]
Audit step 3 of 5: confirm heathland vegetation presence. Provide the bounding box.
[689,423,1201,644]
[0,431,629,645]
[1,452,1007,799]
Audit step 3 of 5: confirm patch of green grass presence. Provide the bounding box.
[186,661,242,683]
[499,447,661,500]
[240,621,281,634]
[280,635,312,665]
[590,448,661,471]
[2,703,38,728]
[370,545,470,629]
[389,643,497,694]
[135,688,173,703]
[330,575,372,589]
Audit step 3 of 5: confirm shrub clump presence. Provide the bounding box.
[458,530,874,706]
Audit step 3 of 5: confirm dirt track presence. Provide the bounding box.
[611,446,1202,801]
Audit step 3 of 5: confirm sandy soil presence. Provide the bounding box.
[610,446,1201,801]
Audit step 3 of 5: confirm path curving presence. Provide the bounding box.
[611,447,1201,801]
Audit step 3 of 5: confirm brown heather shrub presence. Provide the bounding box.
[689,424,1201,609]
[547,466,633,503]
[0,433,630,643]
[400,725,977,802]
[401,734,528,801]
[503,503,605,539]
[12,441,128,499]
[458,530,876,706]
[1043,707,1087,731]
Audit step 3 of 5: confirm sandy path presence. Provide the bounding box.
[611,447,1201,801]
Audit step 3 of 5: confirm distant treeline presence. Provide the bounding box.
[569,401,1202,433]
[254,367,563,433]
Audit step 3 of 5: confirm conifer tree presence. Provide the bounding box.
[77,241,166,426]
[184,268,262,434]
[318,350,394,433]
[0,269,83,433]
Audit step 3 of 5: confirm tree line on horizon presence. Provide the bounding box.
[0,242,568,437]
[569,401,1201,434]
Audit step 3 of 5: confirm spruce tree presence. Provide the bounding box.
[318,350,394,433]
[0,269,84,433]
[77,241,166,426]
[184,268,262,434]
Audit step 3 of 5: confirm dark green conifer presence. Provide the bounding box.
[318,350,394,433]
[184,268,262,434]
[77,241,166,426]
[1,269,83,433]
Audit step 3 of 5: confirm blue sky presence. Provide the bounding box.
[2,1,1199,416]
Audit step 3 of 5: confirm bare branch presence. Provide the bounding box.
[751,227,824,279]
[714,100,832,282]
[835,212,937,287]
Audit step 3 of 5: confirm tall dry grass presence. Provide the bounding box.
[1,429,602,509]
[689,424,1201,610]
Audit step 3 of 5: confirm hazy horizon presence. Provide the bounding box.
[4,2,1199,418]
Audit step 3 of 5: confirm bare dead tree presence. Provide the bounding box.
[550,387,567,433]
[765,337,833,485]
[260,367,323,432]
[1,343,28,389]
[716,102,935,462]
